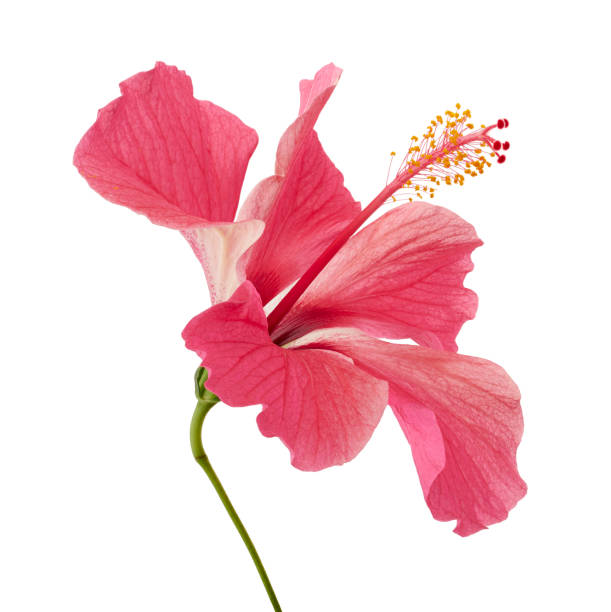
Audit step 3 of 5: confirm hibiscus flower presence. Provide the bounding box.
[74,62,525,538]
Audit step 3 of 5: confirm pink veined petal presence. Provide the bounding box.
[396,404,446,497]
[298,64,343,116]
[294,329,526,536]
[275,63,342,176]
[182,282,388,471]
[271,202,483,351]
[74,62,258,229]
[237,64,360,305]
[182,220,264,304]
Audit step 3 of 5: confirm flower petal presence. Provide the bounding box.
[182,282,388,471]
[181,220,264,304]
[298,63,343,116]
[74,62,257,229]
[237,64,360,304]
[272,202,482,351]
[295,329,526,535]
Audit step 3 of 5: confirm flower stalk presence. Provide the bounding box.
[190,368,282,611]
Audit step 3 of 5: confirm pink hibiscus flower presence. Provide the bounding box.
[74,62,525,536]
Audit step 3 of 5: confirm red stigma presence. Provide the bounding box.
[486,119,510,164]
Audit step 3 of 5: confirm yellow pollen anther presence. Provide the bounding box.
[387,104,500,206]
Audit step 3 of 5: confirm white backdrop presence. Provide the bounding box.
[2,1,609,610]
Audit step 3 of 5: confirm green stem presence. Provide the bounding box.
[190,368,282,612]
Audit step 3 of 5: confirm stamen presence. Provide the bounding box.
[387,106,511,202]
[386,151,396,185]
[267,108,511,334]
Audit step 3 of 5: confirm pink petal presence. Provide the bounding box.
[74,62,257,229]
[296,329,526,535]
[237,64,360,305]
[272,202,482,351]
[181,220,264,304]
[182,282,388,471]
[298,64,343,116]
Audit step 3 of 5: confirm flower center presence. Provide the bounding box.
[266,108,510,336]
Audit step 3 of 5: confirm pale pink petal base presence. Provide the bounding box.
[294,329,526,535]
[182,220,264,304]
[182,283,388,470]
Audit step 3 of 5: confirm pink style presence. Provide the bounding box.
[74,62,525,536]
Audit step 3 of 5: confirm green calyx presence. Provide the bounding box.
[194,366,219,403]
